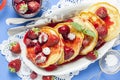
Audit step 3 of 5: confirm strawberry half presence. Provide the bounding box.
[30,71,38,79]
[8,59,21,72]
[86,50,98,60]
[16,2,28,14]
[27,28,40,40]
[28,1,40,12]
[42,76,53,80]
[10,41,21,54]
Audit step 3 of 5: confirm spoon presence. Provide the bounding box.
[6,17,42,25]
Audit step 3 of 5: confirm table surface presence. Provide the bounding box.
[0,0,120,80]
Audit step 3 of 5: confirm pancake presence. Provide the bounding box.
[78,11,107,39]
[25,27,64,68]
[72,17,98,55]
[88,2,120,41]
[54,22,84,64]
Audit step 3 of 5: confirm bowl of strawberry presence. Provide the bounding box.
[12,0,42,18]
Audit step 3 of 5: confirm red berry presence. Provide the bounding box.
[64,19,73,22]
[14,0,22,3]
[58,25,70,35]
[10,41,21,54]
[46,35,59,47]
[95,37,105,50]
[86,51,98,60]
[24,38,36,47]
[64,46,74,60]
[82,36,92,48]
[16,2,28,14]
[30,71,38,79]
[28,1,40,12]
[95,26,108,38]
[27,30,38,40]
[42,76,53,80]
[44,64,57,71]
[34,44,42,54]
[95,7,108,19]
[8,59,21,72]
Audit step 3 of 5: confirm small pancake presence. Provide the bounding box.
[72,17,98,55]
[54,22,84,64]
[26,27,64,68]
[88,2,120,41]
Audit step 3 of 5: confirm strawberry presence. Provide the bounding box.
[28,1,40,12]
[44,64,57,71]
[16,2,28,14]
[64,46,74,60]
[10,41,21,54]
[30,71,38,79]
[27,28,40,40]
[14,0,22,4]
[46,35,59,47]
[42,76,53,80]
[8,59,21,72]
[34,44,42,54]
[86,51,98,60]
[95,7,108,19]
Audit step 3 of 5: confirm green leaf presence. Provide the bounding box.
[83,29,96,38]
[32,28,40,34]
[71,22,83,32]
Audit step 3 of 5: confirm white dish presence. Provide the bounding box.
[20,1,119,75]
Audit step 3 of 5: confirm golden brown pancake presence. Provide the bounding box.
[54,22,84,64]
[88,2,120,41]
[26,27,64,68]
[72,17,98,55]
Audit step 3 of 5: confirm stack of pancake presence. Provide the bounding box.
[24,2,120,69]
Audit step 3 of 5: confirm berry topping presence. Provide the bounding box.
[42,76,53,80]
[46,35,59,47]
[86,51,98,60]
[27,28,40,40]
[44,64,57,71]
[42,47,51,55]
[38,32,48,44]
[95,7,108,19]
[67,33,76,41]
[95,37,105,50]
[34,44,42,54]
[24,38,36,47]
[28,1,40,12]
[64,46,74,60]
[35,52,46,63]
[58,25,70,35]
[16,2,28,14]
[10,41,21,54]
[8,59,21,72]
[30,71,38,79]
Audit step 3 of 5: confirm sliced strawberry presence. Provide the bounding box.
[44,64,57,71]
[64,46,74,60]
[30,71,38,79]
[8,59,21,72]
[42,76,53,80]
[46,35,59,47]
[10,41,21,54]
[95,7,108,19]
[24,38,36,47]
[28,1,40,12]
[86,51,98,60]
[27,28,39,40]
[34,44,42,54]
[95,26,108,38]
[16,2,28,14]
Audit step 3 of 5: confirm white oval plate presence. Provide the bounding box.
[21,1,119,75]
